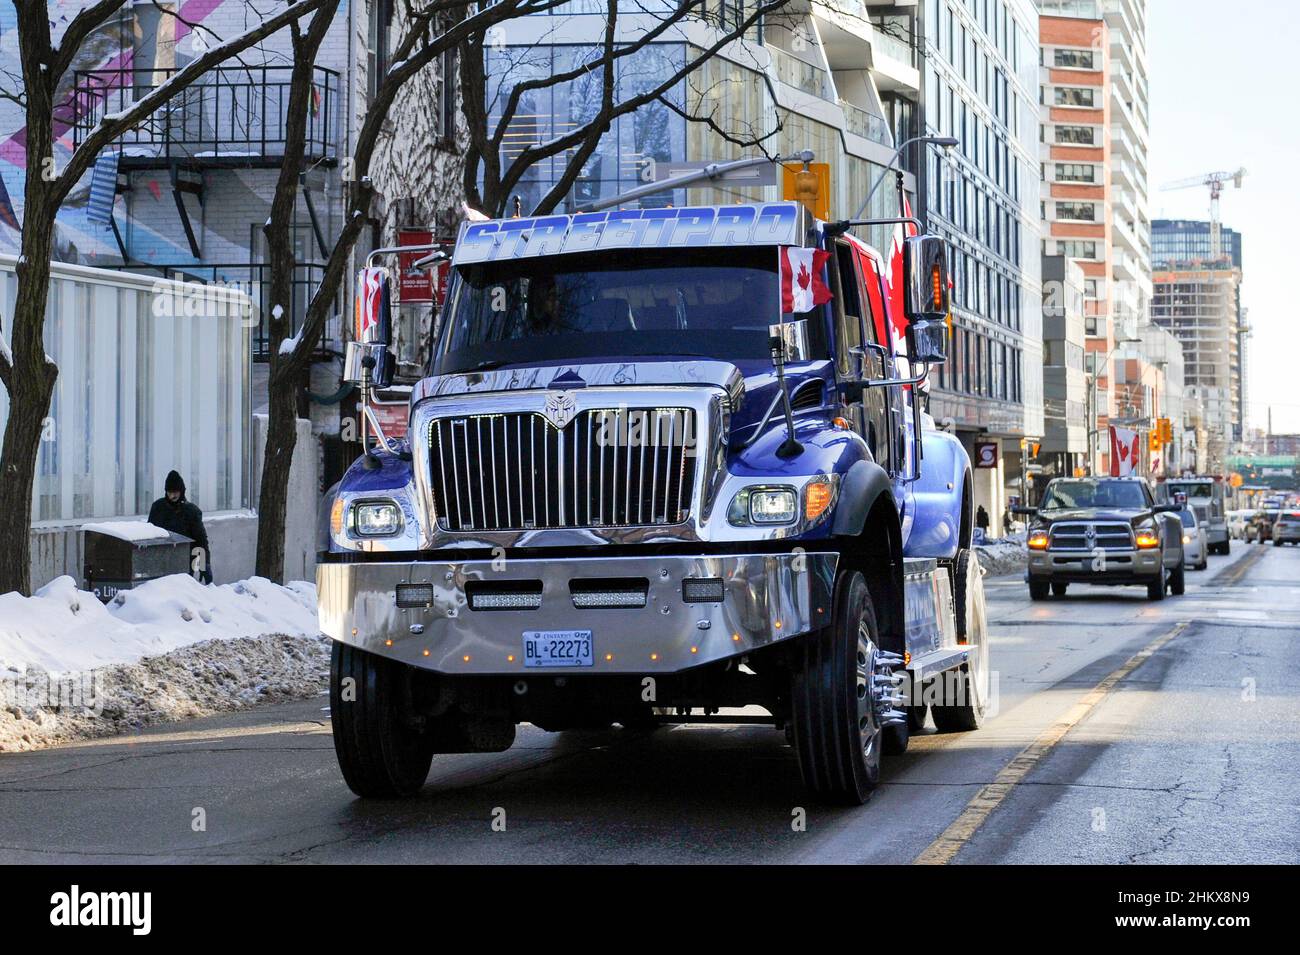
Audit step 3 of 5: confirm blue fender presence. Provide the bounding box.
[832,458,896,538]
[902,428,971,560]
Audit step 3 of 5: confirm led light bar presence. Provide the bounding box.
[572,590,647,609]
[468,590,543,611]
[395,583,434,608]
[465,580,543,611]
[681,577,725,603]
[569,577,649,609]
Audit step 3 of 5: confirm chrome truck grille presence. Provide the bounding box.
[428,408,697,531]
[1049,521,1135,551]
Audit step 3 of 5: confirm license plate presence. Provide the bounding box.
[523,630,594,668]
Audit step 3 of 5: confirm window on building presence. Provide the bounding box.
[1054,86,1095,108]
[1055,124,1095,144]
[1058,240,1098,259]
[1055,162,1095,183]
[1056,201,1096,221]
[1054,48,1095,69]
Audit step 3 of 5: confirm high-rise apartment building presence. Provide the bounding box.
[1150,219,1245,469]
[916,0,1043,521]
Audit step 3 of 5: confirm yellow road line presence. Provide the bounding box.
[912,619,1191,865]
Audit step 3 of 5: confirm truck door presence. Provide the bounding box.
[831,241,892,471]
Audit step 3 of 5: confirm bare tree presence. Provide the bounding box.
[461,0,793,218]
[256,0,568,582]
[0,0,333,596]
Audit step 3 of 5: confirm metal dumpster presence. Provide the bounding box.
[83,528,194,603]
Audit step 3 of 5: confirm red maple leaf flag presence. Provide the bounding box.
[1109,425,1139,476]
[779,247,832,313]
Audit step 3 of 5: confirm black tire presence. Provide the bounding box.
[1274,537,1283,547]
[1029,580,1049,601]
[907,697,929,732]
[331,642,435,798]
[1169,562,1185,596]
[790,570,886,805]
[1147,563,1167,601]
[1222,539,1231,555]
[932,551,989,733]
[1051,581,1068,597]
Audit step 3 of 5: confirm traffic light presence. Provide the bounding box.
[1155,417,1172,445]
[1148,430,1161,453]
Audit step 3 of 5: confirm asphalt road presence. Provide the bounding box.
[3,541,1298,864]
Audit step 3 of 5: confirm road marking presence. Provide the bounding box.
[1210,543,1267,587]
[912,619,1191,866]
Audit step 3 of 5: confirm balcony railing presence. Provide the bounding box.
[839,100,893,147]
[130,262,336,361]
[769,47,832,100]
[69,66,339,166]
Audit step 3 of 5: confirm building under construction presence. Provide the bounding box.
[1150,219,1244,470]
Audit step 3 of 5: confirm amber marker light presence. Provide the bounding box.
[805,481,833,521]
[690,646,699,654]
[462,654,472,663]
[507,654,516,663]
[732,633,741,642]
[605,653,614,662]
[422,649,430,657]
[650,653,659,662]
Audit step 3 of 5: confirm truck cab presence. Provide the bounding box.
[318,200,987,805]
[1161,476,1230,555]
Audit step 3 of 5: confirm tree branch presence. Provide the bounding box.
[51,0,131,82]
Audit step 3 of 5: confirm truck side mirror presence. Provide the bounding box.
[907,319,948,364]
[351,266,394,389]
[903,235,951,321]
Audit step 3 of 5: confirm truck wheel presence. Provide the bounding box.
[1146,564,1167,601]
[1028,580,1049,601]
[790,570,891,805]
[932,550,989,733]
[1169,562,1185,596]
[1051,582,1068,597]
[330,642,435,798]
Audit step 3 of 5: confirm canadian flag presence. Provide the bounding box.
[1109,425,1141,477]
[779,247,833,314]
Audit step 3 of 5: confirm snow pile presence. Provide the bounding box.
[0,574,327,752]
[975,537,1027,577]
[0,574,317,674]
[81,520,171,542]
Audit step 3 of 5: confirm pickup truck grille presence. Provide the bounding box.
[1048,521,1135,551]
[428,408,697,531]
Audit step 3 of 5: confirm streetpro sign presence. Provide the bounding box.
[452,203,801,265]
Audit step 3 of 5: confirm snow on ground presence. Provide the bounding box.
[0,575,326,752]
[975,537,1028,577]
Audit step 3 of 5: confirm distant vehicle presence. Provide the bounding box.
[1018,477,1185,602]
[1162,477,1229,555]
[1246,509,1281,543]
[1178,507,1208,570]
[1272,511,1300,546]
[1226,509,1250,540]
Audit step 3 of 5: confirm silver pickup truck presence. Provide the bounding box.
[1019,477,1186,601]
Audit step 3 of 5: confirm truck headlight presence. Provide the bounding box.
[1134,523,1160,549]
[729,486,798,525]
[1027,529,1049,550]
[351,500,402,537]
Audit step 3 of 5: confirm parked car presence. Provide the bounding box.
[1272,511,1300,546]
[1246,509,1281,543]
[1179,507,1208,570]
[1227,509,1251,540]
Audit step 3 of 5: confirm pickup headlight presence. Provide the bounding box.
[1027,529,1050,550]
[351,500,402,537]
[729,486,798,526]
[1134,522,1160,549]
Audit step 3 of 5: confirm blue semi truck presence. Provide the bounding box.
[317,193,989,805]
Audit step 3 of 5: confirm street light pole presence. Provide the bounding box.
[852,134,959,220]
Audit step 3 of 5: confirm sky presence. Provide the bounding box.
[1147,0,1300,435]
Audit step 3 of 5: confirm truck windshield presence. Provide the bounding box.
[1041,479,1150,510]
[432,246,827,374]
[1166,482,1214,499]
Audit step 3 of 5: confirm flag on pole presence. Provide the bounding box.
[778,246,832,314]
[1109,425,1141,476]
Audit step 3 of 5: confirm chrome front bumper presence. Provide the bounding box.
[1028,547,1162,581]
[317,551,837,675]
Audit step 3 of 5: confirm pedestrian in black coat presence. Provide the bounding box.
[976,505,991,534]
[148,470,213,584]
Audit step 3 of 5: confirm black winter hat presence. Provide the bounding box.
[165,470,186,495]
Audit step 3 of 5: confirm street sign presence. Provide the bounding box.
[974,440,999,469]
[652,160,778,186]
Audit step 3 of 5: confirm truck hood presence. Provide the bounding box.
[411,358,745,409]
[1037,508,1155,525]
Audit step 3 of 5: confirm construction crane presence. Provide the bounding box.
[1160,168,1246,263]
